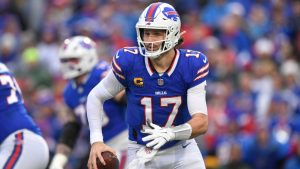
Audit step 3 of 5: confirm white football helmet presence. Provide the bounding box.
[58,36,98,79]
[136,2,181,58]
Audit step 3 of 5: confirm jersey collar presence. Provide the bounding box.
[144,49,179,76]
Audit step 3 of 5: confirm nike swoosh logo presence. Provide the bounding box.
[182,142,191,148]
[203,57,207,63]
[115,50,120,59]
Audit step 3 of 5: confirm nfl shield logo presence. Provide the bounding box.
[157,78,164,86]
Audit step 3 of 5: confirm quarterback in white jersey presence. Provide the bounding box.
[0,62,49,169]
[87,2,208,169]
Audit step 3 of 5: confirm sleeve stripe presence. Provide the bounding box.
[197,63,209,75]
[112,62,121,74]
[112,57,122,72]
[194,71,209,81]
[113,69,125,80]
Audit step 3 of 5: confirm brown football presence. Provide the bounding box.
[96,151,119,169]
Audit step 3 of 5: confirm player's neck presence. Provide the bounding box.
[150,49,176,74]
[74,73,89,85]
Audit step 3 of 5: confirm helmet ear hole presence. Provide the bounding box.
[139,28,145,40]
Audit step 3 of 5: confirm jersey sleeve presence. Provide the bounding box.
[187,51,209,88]
[111,47,136,87]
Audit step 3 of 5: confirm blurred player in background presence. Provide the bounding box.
[0,62,49,169]
[87,2,208,169]
[49,36,128,169]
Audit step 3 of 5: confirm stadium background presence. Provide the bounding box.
[1,0,300,168]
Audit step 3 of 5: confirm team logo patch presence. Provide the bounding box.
[162,7,178,21]
[134,77,143,87]
[157,78,164,86]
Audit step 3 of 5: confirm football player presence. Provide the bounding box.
[87,2,208,169]
[0,62,49,169]
[49,36,128,169]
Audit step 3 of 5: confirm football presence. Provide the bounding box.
[96,151,119,169]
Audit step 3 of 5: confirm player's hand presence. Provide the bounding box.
[49,153,68,169]
[142,122,175,149]
[87,142,116,169]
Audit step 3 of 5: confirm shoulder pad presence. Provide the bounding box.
[180,49,209,87]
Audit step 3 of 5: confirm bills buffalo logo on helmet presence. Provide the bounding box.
[162,7,179,21]
[79,40,93,49]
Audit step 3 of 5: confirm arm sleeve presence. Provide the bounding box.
[87,70,125,144]
[58,121,81,148]
[187,81,207,115]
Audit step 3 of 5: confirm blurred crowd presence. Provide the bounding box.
[1,0,300,169]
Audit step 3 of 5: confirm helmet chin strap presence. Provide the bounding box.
[145,50,161,59]
[143,39,166,58]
